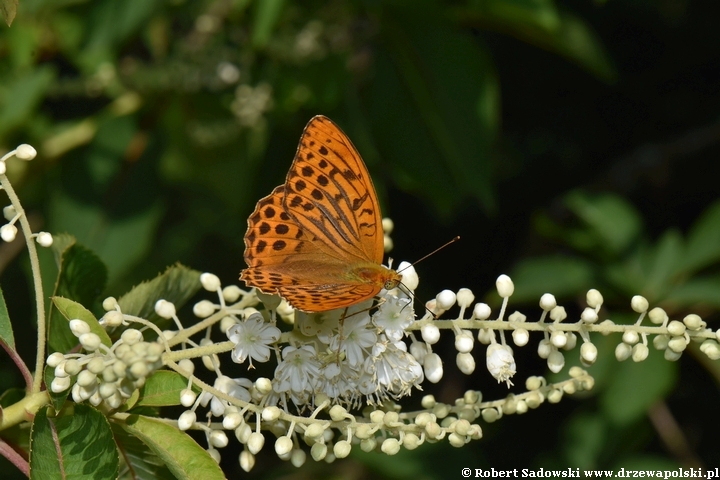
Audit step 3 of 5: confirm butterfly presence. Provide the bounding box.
[240,115,403,313]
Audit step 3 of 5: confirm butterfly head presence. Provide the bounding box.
[383,274,401,291]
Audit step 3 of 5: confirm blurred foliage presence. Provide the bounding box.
[1,0,720,478]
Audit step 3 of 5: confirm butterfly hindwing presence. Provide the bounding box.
[278,283,379,313]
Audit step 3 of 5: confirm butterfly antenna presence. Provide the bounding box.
[395,236,459,319]
[397,236,460,273]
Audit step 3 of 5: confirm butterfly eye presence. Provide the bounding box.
[384,279,398,290]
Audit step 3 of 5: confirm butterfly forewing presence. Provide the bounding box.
[242,186,340,289]
[283,116,384,265]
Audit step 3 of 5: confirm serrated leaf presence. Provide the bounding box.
[30,405,119,480]
[0,285,15,350]
[112,423,176,480]
[117,415,224,480]
[599,349,677,426]
[48,237,108,353]
[137,371,199,407]
[117,264,201,329]
[44,365,71,411]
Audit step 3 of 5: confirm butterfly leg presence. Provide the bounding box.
[335,307,350,365]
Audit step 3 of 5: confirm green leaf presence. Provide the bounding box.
[30,405,119,480]
[251,0,286,48]
[0,0,18,26]
[508,256,594,304]
[683,200,720,274]
[641,229,683,299]
[84,0,162,55]
[47,235,108,353]
[0,66,55,136]
[0,284,15,350]
[367,5,498,217]
[49,190,163,287]
[565,191,643,256]
[664,276,720,309]
[137,371,199,407]
[560,413,608,467]
[55,297,112,345]
[599,348,677,426]
[117,264,201,329]
[44,365,71,411]
[461,0,617,82]
[112,423,176,480]
[117,415,224,480]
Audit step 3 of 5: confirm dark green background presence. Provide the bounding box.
[1,0,719,478]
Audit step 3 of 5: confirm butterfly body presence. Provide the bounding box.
[241,115,401,313]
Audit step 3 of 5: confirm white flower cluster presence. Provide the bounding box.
[46,318,163,409]
[227,262,425,409]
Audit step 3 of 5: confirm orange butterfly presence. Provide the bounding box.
[241,115,402,313]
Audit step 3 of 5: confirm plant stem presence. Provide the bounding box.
[0,173,47,393]
[0,391,50,431]
[0,437,29,476]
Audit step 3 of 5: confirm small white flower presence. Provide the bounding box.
[456,288,475,308]
[192,299,215,318]
[69,319,91,337]
[331,312,375,366]
[373,296,413,342]
[273,344,321,400]
[397,262,419,291]
[472,303,491,320]
[15,144,37,160]
[1,224,17,242]
[486,343,516,387]
[421,323,440,344]
[227,313,281,365]
[36,231,53,247]
[154,299,176,319]
[369,338,424,399]
[199,376,252,416]
[495,275,514,297]
[318,361,359,400]
[200,273,221,291]
[2,206,16,221]
[423,353,443,383]
[178,410,196,430]
[436,290,456,310]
